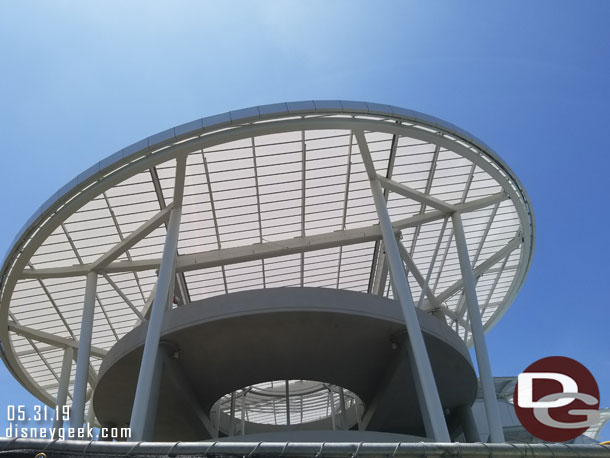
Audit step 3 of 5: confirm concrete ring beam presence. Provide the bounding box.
[93,288,477,440]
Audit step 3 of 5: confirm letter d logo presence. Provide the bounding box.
[517,372,578,408]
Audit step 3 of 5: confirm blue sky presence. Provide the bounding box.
[0,0,608,442]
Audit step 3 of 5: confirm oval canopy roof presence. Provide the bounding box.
[0,100,534,408]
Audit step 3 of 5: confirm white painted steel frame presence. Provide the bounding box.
[452,212,505,442]
[129,155,187,440]
[70,271,97,433]
[17,192,510,281]
[356,130,450,441]
[0,103,534,436]
[52,346,73,436]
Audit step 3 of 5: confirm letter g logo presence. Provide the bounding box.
[514,356,600,442]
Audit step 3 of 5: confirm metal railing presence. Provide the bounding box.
[1,439,609,458]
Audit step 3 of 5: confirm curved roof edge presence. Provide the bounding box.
[1,99,535,294]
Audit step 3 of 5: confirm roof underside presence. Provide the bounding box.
[0,103,534,414]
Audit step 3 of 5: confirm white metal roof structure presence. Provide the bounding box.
[0,101,534,425]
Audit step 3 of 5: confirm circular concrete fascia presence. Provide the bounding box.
[93,287,477,440]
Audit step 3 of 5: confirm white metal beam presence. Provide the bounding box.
[300,129,306,287]
[356,130,450,442]
[377,175,456,213]
[336,132,355,291]
[129,155,187,440]
[103,274,144,320]
[142,283,157,320]
[60,225,120,344]
[452,212,504,443]
[396,241,442,310]
[8,312,64,399]
[202,153,228,294]
[367,131,398,294]
[101,192,148,317]
[8,322,107,359]
[430,235,522,307]
[90,204,173,271]
[27,263,76,340]
[150,165,190,305]
[251,138,267,288]
[452,201,503,324]
[414,217,449,321]
[480,255,511,320]
[70,271,98,432]
[52,346,73,437]
[20,192,508,280]
[372,248,388,296]
[405,144,441,266]
[173,156,187,208]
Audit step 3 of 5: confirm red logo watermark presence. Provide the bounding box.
[513,356,600,442]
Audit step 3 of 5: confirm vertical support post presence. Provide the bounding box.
[452,213,505,442]
[129,155,187,440]
[85,400,96,439]
[372,248,388,296]
[356,130,450,442]
[404,342,435,440]
[129,207,181,439]
[240,390,246,436]
[328,388,336,430]
[70,271,98,433]
[285,380,291,428]
[52,346,73,437]
[229,392,236,435]
[339,387,348,429]
[141,344,166,440]
[355,400,362,431]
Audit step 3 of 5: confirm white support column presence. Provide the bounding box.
[372,248,388,296]
[356,130,450,442]
[355,399,362,431]
[52,346,73,437]
[240,390,246,436]
[129,156,187,440]
[329,388,337,431]
[85,401,96,433]
[141,346,165,440]
[70,271,97,434]
[229,392,236,435]
[404,342,434,439]
[129,205,181,440]
[339,387,348,429]
[451,212,505,443]
[285,380,291,428]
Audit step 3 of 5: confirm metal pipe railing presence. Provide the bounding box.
[1,439,609,457]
